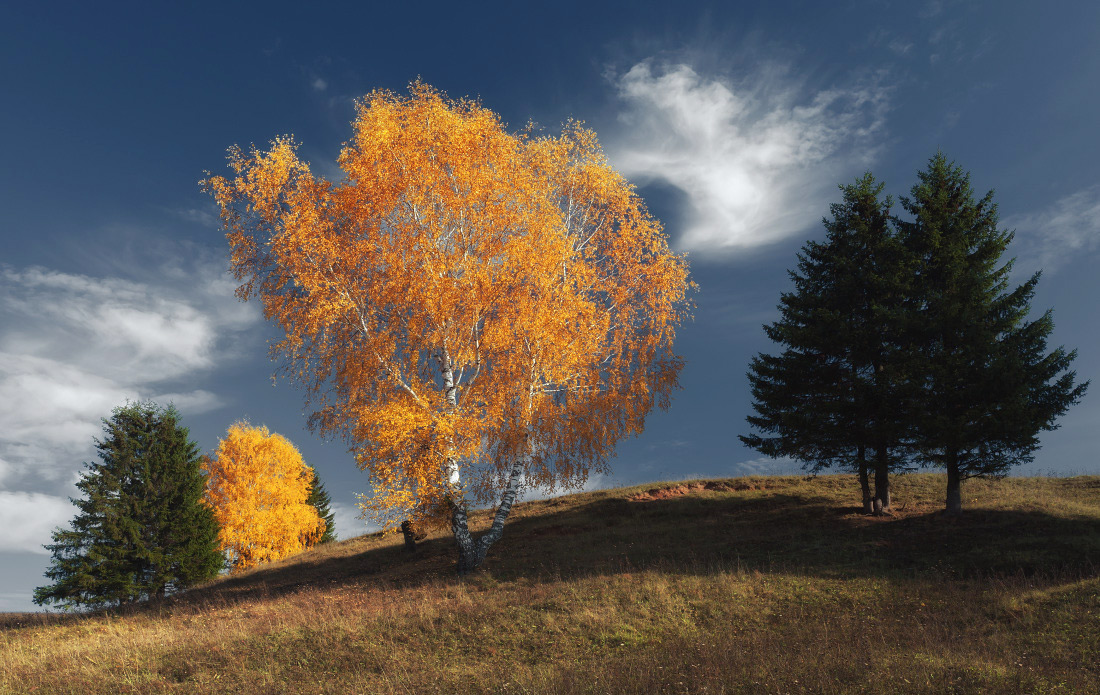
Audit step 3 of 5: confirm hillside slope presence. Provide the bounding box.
[3,474,1099,694]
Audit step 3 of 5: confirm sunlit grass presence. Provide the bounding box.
[2,473,1098,693]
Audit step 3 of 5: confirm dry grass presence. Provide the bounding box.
[2,473,1099,694]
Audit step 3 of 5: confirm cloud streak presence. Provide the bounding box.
[609,61,889,252]
[1005,186,1100,273]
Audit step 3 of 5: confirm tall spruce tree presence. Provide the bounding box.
[34,402,222,610]
[742,173,915,513]
[304,467,336,545]
[898,154,1088,514]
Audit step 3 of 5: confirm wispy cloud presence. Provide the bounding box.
[920,1,944,19]
[731,456,802,476]
[1005,185,1100,273]
[867,28,914,57]
[172,206,219,228]
[888,38,914,56]
[608,60,889,252]
[0,255,260,499]
[312,77,328,92]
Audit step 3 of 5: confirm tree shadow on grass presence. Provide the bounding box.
[182,481,1100,606]
[9,478,1098,629]
[494,489,1100,582]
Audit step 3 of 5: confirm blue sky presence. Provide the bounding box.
[2,1,1098,612]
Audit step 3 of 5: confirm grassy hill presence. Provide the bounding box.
[2,473,1099,694]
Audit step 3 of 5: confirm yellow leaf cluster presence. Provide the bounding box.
[204,422,325,572]
[204,82,694,531]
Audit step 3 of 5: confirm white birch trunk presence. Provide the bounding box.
[439,351,528,573]
[450,458,525,574]
[440,353,462,487]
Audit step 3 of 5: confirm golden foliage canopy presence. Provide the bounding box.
[204,422,325,572]
[205,82,693,531]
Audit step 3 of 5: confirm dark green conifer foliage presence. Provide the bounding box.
[898,154,1088,514]
[33,402,222,610]
[742,173,915,514]
[305,468,337,545]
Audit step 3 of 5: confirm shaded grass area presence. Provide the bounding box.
[2,473,1099,693]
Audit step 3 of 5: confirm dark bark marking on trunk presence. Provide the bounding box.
[450,458,525,574]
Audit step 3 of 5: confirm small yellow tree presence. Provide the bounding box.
[204,422,325,572]
[205,82,692,572]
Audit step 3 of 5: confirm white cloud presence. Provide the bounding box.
[312,77,328,92]
[0,492,74,554]
[331,501,375,540]
[0,257,260,494]
[609,61,889,252]
[1005,186,1100,273]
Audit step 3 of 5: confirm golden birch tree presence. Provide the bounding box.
[204,82,693,572]
[204,422,325,572]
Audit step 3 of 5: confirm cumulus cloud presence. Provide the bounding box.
[331,501,375,540]
[1005,186,1100,273]
[0,492,75,554]
[0,257,260,496]
[609,61,889,252]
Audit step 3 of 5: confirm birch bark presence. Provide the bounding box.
[439,351,527,573]
[450,459,524,574]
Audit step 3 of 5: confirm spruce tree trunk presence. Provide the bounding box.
[858,447,873,514]
[945,453,962,516]
[873,445,891,515]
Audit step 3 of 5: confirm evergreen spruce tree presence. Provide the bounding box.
[304,467,337,545]
[742,173,916,513]
[34,402,223,610]
[898,154,1088,514]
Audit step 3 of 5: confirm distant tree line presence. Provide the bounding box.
[741,154,1088,515]
[35,403,336,611]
